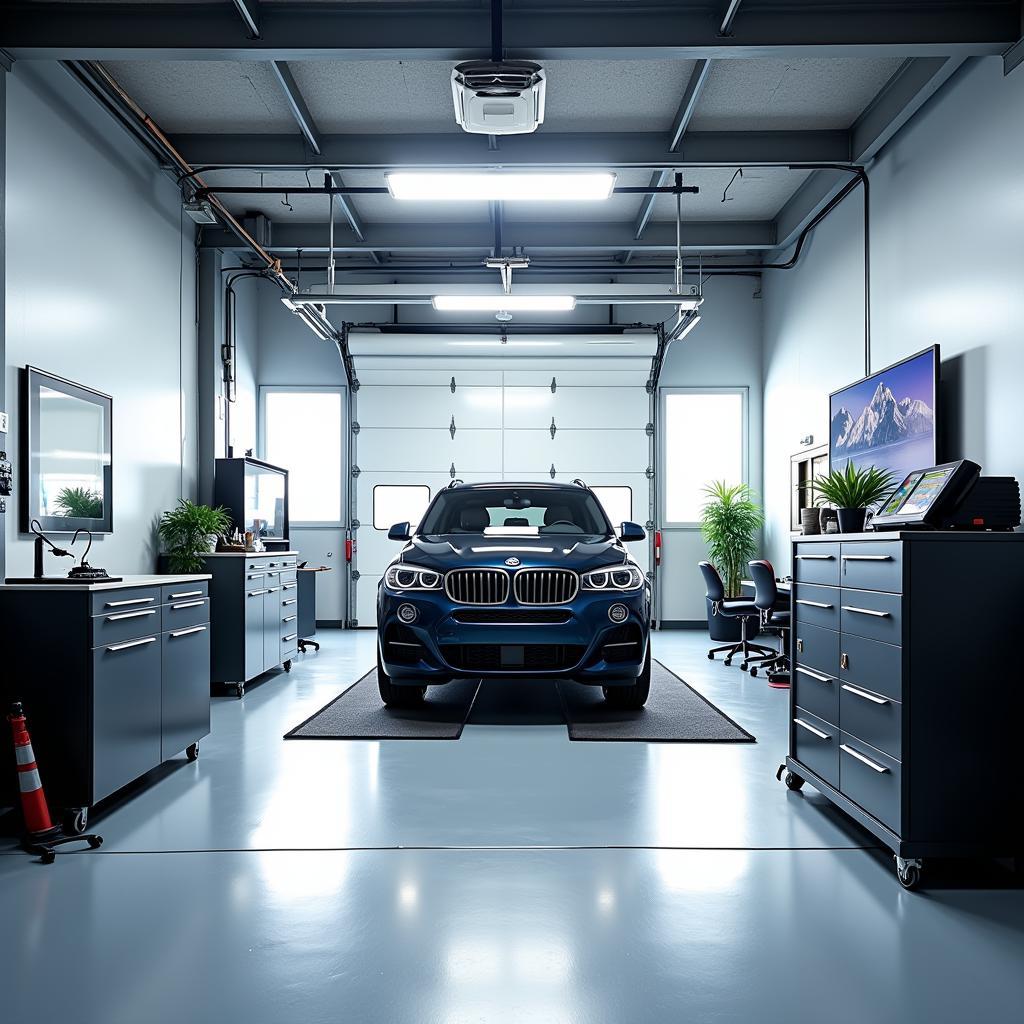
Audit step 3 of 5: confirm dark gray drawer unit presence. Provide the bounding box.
[0,576,211,830]
[202,552,299,698]
[784,532,1024,888]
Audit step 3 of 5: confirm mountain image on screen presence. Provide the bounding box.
[833,382,933,454]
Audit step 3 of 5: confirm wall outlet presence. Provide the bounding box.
[800,434,814,446]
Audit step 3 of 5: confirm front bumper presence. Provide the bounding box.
[377,583,651,685]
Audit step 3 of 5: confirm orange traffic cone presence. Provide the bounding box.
[7,702,102,863]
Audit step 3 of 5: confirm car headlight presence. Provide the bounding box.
[384,563,443,591]
[581,564,645,591]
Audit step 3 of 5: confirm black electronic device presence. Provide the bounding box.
[15,521,121,584]
[938,475,1021,531]
[870,459,981,530]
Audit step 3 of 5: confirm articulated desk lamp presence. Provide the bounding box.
[30,520,119,582]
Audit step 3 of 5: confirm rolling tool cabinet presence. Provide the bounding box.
[202,552,300,698]
[782,531,1024,889]
[0,575,212,834]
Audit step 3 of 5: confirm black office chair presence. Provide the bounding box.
[747,559,791,687]
[698,562,775,669]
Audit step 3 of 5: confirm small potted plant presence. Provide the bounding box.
[806,463,896,534]
[55,486,104,519]
[158,499,232,573]
[700,481,764,640]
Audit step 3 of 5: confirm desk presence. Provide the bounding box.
[740,578,791,596]
[297,565,332,652]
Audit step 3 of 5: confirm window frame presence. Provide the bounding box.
[258,385,346,528]
[659,386,749,530]
[372,483,432,532]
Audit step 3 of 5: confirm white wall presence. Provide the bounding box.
[5,62,198,575]
[762,56,1024,571]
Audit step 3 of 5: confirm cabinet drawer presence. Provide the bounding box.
[245,571,271,593]
[793,621,840,676]
[839,733,902,833]
[276,568,297,585]
[90,586,160,615]
[160,581,208,604]
[839,632,902,702]
[840,682,902,760]
[793,544,840,586]
[162,597,210,632]
[792,583,839,631]
[839,589,902,644]
[793,708,839,788]
[92,635,162,801]
[280,580,298,597]
[92,605,162,647]
[839,542,902,593]
[792,663,838,725]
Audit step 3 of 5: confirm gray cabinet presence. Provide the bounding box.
[784,532,1024,885]
[0,576,211,824]
[203,552,299,697]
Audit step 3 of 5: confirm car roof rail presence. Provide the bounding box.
[572,478,589,489]
[447,478,465,489]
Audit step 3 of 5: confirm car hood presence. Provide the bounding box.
[395,533,631,572]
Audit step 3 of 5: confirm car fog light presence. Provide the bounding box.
[608,603,628,623]
[398,603,418,624]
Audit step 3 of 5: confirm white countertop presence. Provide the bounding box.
[201,550,299,558]
[0,573,212,592]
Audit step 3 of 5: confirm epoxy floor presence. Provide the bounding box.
[2,630,1022,1022]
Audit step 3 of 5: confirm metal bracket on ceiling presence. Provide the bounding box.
[550,377,557,393]
[449,416,457,439]
[450,376,457,393]
[550,417,557,439]
[550,464,557,479]
[450,463,457,479]
[351,465,361,477]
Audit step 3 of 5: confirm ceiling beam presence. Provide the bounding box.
[719,1,745,38]
[269,60,320,154]
[198,219,776,254]
[172,130,850,170]
[2,3,1014,61]
[229,0,260,40]
[1003,36,1024,74]
[774,55,966,251]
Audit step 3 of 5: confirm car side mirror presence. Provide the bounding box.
[620,521,646,543]
[388,522,412,542]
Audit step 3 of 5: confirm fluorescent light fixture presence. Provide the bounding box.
[433,295,576,312]
[448,340,562,347]
[387,172,616,202]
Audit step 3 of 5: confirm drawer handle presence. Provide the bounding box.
[169,590,204,599]
[841,683,890,705]
[170,625,207,638]
[282,633,298,642]
[840,743,889,773]
[108,636,157,652]
[842,605,891,618]
[249,564,268,569]
[171,600,205,610]
[247,573,266,580]
[282,598,297,606]
[248,589,269,597]
[283,615,297,623]
[840,653,849,670]
[283,583,297,591]
[105,597,154,608]
[794,718,830,740]
[841,554,892,561]
[796,599,833,609]
[267,587,280,593]
[106,609,157,621]
[795,666,831,684]
[795,554,834,561]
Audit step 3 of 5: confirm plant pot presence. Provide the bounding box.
[837,507,867,533]
[706,597,743,641]
[800,508,821,534]
[819,508,839,534]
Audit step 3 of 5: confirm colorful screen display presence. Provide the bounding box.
[880,471,924,516]
[897,467,953,517]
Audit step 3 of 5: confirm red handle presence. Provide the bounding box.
[654,530,662,567]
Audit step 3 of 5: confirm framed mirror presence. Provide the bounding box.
[21,367,113,534]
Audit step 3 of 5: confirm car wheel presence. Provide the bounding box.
[377,646,426,707]
[603,639,651,709]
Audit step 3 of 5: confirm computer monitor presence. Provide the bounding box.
[870,460,980,529]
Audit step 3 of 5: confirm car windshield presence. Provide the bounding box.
[420,486,612,536]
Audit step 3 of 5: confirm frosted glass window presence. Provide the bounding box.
[264,390,343,523]
[374,485,431,530]
[664,391,745,524]
[592,486,633,532]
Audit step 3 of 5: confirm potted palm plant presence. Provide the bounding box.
[700,481,764,640]
[806,463,896,534]
[158,499,232,573]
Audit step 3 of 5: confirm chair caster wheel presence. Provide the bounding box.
[750,667,758,677]
[723,658,732,667]
[740,662,749,671]
[783,771,804,792]
[707,652,714,660]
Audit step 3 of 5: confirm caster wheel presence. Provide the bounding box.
[896,860,922,890]
[740,662,749,671]
[784,771,804,792]
[750,667,758,677]
[707,652,714,660]
[88,836,103,850]
[63,807,89,835]
[284,659,292,673]
[723,658,732,667]
[41,850,56,865]
[186,742,200,762]
[236,683,245,699]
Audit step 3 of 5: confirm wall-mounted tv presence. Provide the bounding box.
[830,345,939,483]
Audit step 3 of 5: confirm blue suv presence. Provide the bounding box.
[377,480,652,708]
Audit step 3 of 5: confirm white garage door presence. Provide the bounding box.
[352,369,653,626]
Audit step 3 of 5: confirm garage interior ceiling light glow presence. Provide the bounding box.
[433,295,576,312]
[387,172,616,201]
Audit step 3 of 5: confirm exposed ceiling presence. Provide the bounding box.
[3,0,1021,270]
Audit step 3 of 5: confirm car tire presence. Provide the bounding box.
[603,639,651,709]
[377,646,426,707]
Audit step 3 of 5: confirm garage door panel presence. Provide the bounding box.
[357,386,502,429]
[359,429,502,472]
[502,387,648,429]
[504,429,648,474]
[356,574,382,627]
